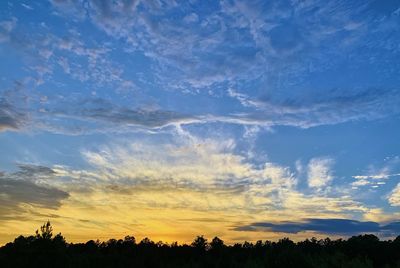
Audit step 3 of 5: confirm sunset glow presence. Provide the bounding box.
[0,0,400,245]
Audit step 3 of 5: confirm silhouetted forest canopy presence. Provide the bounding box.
[1,221,400,268]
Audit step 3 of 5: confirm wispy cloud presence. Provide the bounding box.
[0,98,23,131]
[62,133,367,219]
[307,157,334,190]
[21,3,34,10]
[20,87,400,134]
[351,159,400,189]
[0,83,29,132]
[46,97,195,129]
[388,183,400,206]
[1,0,399,135]
[47,0,400,94]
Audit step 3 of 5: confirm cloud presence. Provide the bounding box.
[77,106,191,128]
[44,97,196,130]
[65,131,367,219]
[256,88,400,128]
[227,88,265,109]
[351,173,399,189]
[23,88,400,133]
[363,208,400,223]
[43,0,307,91]
[353,174,400,180]
[351,159,400,189]
[307,157,334,190]
[0,179,68,209]
[2,0,399,135]
[1,0,400,244]
[0,98,26,132]
[81,136,251,187]
[17,89,400,134]
[0,17,17,43]
[0,165,69,221]
[223,87,400,129]
[0,134,386,242]
[21,3,34,10]
[234,219,400,236]
[14,163,58,178]
[0,80,33,132]
[388,183,400,206]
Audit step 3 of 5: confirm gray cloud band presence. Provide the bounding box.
[234,219,400,236]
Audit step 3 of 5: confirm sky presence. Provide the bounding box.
[0,0,400,245]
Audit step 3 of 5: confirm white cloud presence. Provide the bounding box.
[82,137,251,186]
[227,88,265,109]
[307,157,334,189]
[21,3,34,10]
[353,173,400,180]
[0,131,376,243]
[351,160,400,189]
[66,133,363,219]
[388,183,400,206]
[352,165,394,180]
[351,179,371,187]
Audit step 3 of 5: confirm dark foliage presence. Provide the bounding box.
[1,221,399,267]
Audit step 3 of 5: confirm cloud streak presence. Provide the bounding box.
[24,86,400,134]
[234,219,400,236]
[0,98,26,132]
[48,97,195,129]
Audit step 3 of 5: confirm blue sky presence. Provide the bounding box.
[0,0,399,244]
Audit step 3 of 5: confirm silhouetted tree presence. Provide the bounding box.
[191,235,208,250]
[1,222,400,268]
[139,237,155,248]
[35,220,53,240]
[242,241,253,249]
[52,233,67,248]
[123,235,136,246]
[210,236,224,250]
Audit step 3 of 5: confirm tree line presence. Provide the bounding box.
[0,221,399,267]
